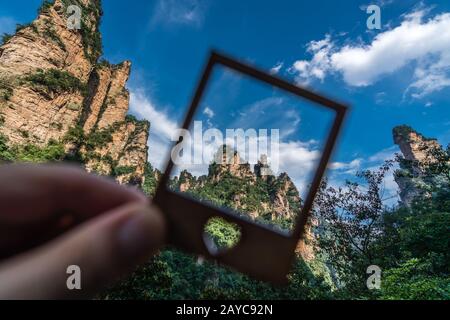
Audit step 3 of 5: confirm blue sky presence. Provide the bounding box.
[2,0,450,202]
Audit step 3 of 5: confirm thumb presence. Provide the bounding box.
[0,202,166,299]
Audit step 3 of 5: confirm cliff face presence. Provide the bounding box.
[393,125,446,206]
[0,0,97,82]
[171,145,314,260]
[0,0,149,185]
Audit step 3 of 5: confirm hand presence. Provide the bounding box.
[0,164,166,299]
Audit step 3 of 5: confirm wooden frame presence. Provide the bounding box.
[154,51,347,284]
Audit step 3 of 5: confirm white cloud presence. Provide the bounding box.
[329,158,363,173]
[150,0,207,28]
[367,145,398,163]
[406,51,450,98]
[129,89,178,140]
[289,9,450,98]
[290,34,333,85]
[270,61,284,75]
[129,89,179,170]
[330,146,397,174]
[246,96,284,111]
[230,97,301,139]
[276,140,321,197]
[203,106,215,118]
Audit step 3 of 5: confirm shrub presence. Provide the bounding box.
[113,165,136,177]
[1,138,65,162]
[39,0,54,14]
[125,114,138,123]
[0,87,12,101]
[63,125,85,145]
[24,69,87,95]
[142,163,160,196]
[15,23,38,34]
[79,18,102,63]
[85,127,113,150]
[19,129,29,138]
[50,122,63,130]
[204,217,241,251]
[380,259,450,300]
[0,76,14,101]
[97,59,112,68]
[0,133,13,161]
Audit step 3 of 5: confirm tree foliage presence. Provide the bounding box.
[0,135,65,163]
[313,142,449,299]
[100,248,333,300]
[24,68,87,96]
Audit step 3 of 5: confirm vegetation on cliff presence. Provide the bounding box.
[23,68,87,96]
[0,0,148,187]
[169,149,301,232]
[39,0,103,63]
[1,22,38,46]
[142,163,161,196]
[101,128,449,300]
[393,124,449,207]
[0,134,65,163]
[0,77,13,102]
[101,247,333,300]
[66,0,103,63]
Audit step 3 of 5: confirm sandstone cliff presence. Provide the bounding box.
[393,125,447,206]
[0,0,149,185]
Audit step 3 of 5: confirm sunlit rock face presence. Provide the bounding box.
[0,0,149,186]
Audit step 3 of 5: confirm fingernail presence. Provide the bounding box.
[117,206,164,261]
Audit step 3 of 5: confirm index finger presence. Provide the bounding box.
[0,163,150,258]
[0,163,148,225]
